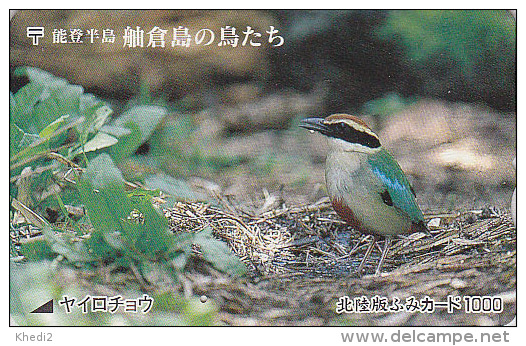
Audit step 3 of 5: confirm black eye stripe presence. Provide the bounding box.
[327,122,381,148]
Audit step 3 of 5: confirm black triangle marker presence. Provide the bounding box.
[30,299,53,314]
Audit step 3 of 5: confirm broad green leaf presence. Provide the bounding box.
[78,153,171,261]
[13,67,82,133]
[18,225,95,263]
[82,132,118,152]
[71,132,118,157]
[167,232,194,257]
[43,227,94,263]
[11,135,48,166]
[90,103,113,132]
[18,132,40,149]
[15,66,68,89]
[10,124,25,156]
[11,116,84,168]
[19,237,55,261]
[10,67,113,172]
[32,84,83,131]
[99,124,132,138]
[39,114,70,139]
[194,227,246,277]
[77,98,113,144]
[83,231,122,262]
[170,251,189,270]
[77,154,137,249]
[11,116,85,167]
[10,84,45,131]
[111,105,167,160]
[144,173,205,203]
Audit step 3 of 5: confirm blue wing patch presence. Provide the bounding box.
[368,149,424,223]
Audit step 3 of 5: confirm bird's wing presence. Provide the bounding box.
[367,149,424,223]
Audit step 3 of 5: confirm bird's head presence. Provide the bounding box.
[300,114,381,154]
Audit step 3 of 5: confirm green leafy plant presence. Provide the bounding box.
[10,67,246,281]
[10,67,113,170]
[66,153,245,276]
[377,10,515,110]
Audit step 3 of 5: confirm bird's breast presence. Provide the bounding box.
[325,151,413,237]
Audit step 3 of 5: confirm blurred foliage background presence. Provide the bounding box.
[10,10,516,326]
[272,10,515,112]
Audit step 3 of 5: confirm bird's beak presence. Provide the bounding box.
[299,117,330,136]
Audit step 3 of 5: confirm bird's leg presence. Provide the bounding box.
[374,237,392,276]
[355,235,378,275]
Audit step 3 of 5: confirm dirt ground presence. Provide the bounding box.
[168,198,516,326]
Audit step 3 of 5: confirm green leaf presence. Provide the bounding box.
[91,103,113,131]
[194,227,246,277]
[13,67,102,135]
[10,116,85,168]
[78,153,171,262]
[19,237,55,261]
[144,173,205,203]
[44,229,94,263]
[167,232,195,257]
[111,105,167,160]
[15,66,68,89]
[77,154,135,248]
[71,132,118,157]
[84,231,122,262]
[32,84,83,131]
[132,196,170,258]
[10,84,45,130]
[99,124,132,138]
[20,225,95,263]
[10,124,25,156]
[77,99,113,144]
[10,67,113,164]
[39,114,70,139]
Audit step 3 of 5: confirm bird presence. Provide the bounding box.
[300,113,427,276]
